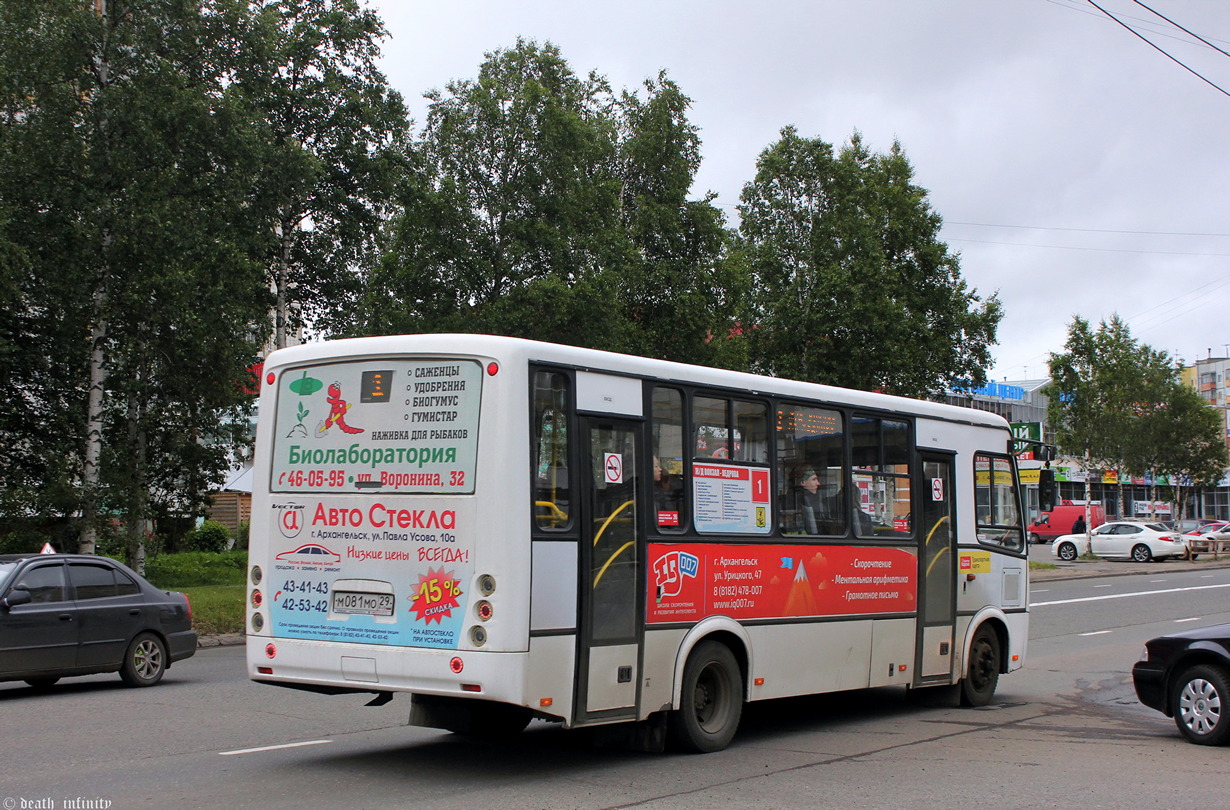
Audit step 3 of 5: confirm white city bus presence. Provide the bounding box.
[246,334,1028,752]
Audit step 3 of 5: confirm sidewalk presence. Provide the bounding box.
[1031,553,1230,581]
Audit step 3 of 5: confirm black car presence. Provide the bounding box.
[1133,623,1230,745]
[0,553,196,689]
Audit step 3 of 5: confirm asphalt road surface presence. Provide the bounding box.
[5,565,1230,809]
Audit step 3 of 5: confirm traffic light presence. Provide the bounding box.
[1038,468,1056,512]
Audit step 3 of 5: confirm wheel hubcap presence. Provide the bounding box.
[1180,679,1222,735]
[134,640,162,679]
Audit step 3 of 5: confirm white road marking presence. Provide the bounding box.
[1079,630,1112,636]
[219,740,333,756]
[1031,581,1230,608]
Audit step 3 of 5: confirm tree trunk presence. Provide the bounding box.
[79,273,109,555]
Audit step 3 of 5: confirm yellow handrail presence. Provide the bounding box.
[592,499,636,587]
[924,515,951,577]
[535,500,568,523]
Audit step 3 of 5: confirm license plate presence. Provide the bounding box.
[331,591,395,617]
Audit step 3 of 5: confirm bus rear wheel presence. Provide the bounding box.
[960,625,1000,707]
[668,640,743,753]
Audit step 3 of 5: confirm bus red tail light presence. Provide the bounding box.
[449,656,464,674]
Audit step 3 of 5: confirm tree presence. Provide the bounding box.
[612,72,745,368]
[342,40,747,366]
[738,128,1000,397]
[230,0,410,348]
[0,0,272,560]
[1045,315,1222,547]
[1142,383,1226,521]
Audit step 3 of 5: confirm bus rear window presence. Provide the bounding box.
[270,358,481,494]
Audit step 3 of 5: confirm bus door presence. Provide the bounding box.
[576,417,643,723]
[916,452,956,682]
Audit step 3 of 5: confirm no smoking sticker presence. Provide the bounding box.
[604,453,623,484]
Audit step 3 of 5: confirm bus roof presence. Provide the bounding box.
[264,333,1010,431]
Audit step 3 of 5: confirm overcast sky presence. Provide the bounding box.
[367,0,1230,381]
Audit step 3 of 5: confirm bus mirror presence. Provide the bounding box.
[1038,469,1056,513]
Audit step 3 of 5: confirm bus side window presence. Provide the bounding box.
[652,387,686,531]
[533,371,572,530]
[776,404,846,536]
[851,417,913,538]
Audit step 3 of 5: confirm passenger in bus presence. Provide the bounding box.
[798,469,842,535]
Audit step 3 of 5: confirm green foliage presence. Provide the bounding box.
[738,128,1000,396]
[1046,316,1224,502]
[233,520,251,551]
[144,550,247,588]
[183,520,233,553]
[179,585,245,636]
[340,40,745,367]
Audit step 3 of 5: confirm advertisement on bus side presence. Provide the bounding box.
[647,543,917,623]
[267,496,474,649]
[269,358,482,495]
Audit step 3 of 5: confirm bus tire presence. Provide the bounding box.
[668,640,743,753]
[960,624,1000,707]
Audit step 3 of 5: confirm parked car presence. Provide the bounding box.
[1186,522,1230,559]
[1050,520,1186,562]
[0,553,196,688]
[1133,623,1230,745]
[1173,518,1225,535]
[1027,504,1106,544]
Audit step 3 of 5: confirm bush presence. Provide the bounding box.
[184,520,232,553]
[233,520,250,551]
[144,550,247,588]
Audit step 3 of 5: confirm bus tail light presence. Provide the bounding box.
[461,683,482,693]
[251,566,262,585]
[470,626,488,647]
[251,612,264,632]
[476,600,493,621]
[449,657,464,674]
[486,362,499,376]
[251,589,263,608]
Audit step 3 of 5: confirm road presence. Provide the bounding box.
[5,567,1230,809]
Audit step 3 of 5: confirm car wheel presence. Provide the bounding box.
[1172,664,1230,745]
[668,640,743,753]
[119,632,167,687]
[1131,544,1153,563]
[1057,542,1078,562]
[960,624,1001,707]
[1029,533,1041,545]
[24,677,60,690]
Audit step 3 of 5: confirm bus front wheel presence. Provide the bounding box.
[668,640,743,753]
[960,625,1001,707]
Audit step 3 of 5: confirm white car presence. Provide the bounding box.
[1051,520,1187,563]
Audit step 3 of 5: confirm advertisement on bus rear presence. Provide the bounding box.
[646,543,917,623]
[267,496,474,649]
[270,358,482,495]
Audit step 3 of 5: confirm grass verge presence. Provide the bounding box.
[181,585,245,637]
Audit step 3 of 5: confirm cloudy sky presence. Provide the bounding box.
[367,0,1230,381]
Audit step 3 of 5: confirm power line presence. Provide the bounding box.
[947,236,1230,258]
[946,221,1230,238]
[1085,0,1230,98]
[1131,0,1230,61]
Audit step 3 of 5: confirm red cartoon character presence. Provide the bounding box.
[315,382,365,435]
